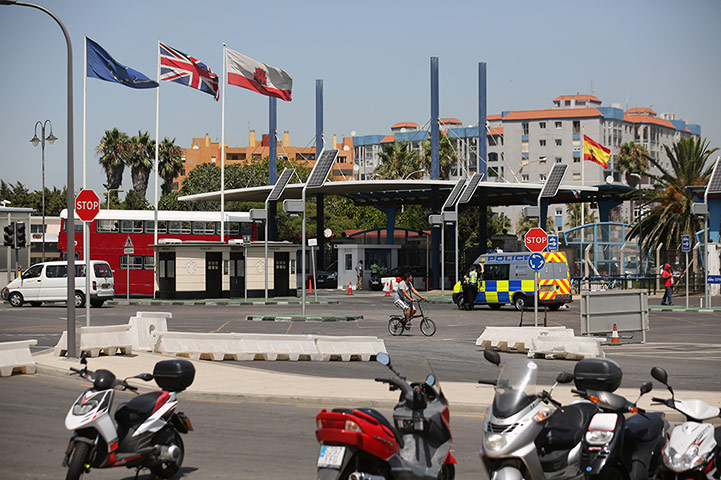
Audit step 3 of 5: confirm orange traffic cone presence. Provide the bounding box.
[384,281,391,296]
[308,277,313,294]
[610,324,620,344]
[347,283,353,295]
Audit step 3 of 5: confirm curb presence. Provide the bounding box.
[246,315,363,322]
[107,300,341,307]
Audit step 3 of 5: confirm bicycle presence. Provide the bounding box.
[388,298,436,336]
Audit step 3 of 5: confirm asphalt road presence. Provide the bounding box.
[1,289,719,390]
[0,372,488,480]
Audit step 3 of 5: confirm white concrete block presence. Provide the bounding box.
[0,340,38,376]
[313,335,386,361]
[128,315,169,351]
[54,325,132,357]
[236,334,320,361]
[135,311,172,320]
[476,326,572,353]
[529,334,605,360]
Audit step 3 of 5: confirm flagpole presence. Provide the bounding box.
[83,36,91,326]
[580,125,585,281]
[220,43,226,243]
[153,41,160,299]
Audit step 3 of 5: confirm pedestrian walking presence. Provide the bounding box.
[356,260,364,290]
[661,263,674,305]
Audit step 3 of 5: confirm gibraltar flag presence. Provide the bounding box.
[226,47,292,101]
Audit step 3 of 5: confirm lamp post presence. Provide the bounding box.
[103,184,124,209]
[30,120,57,261]
[630,174,643,284]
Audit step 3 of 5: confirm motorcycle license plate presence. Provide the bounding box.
[317,445,345,468]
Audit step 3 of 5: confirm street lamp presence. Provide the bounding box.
[103,184,124,209]
[30,119,57,261]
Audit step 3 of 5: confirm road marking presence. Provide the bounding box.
[211,321,230,333]
[285,323,293,334]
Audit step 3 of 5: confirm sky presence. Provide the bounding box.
[1,0,720,197]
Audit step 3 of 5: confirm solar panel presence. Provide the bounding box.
[458,173,484,204]
[442,178,466,210]
[268,168,294,201]
[539,164,568,199]
[706,157,721,195]
[306,149,339,187]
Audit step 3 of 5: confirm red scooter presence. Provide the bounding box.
[315,353,456,480]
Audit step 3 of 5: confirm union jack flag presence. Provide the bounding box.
[159,42,219,100]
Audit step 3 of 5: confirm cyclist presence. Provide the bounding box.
[394,271,429,326]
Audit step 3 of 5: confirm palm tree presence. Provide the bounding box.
[566,203,598,229]
[127,131,155,198]
[422,133,455,179]
[616,142,650,177]
[97,128,129,191]
[159,137,184,195]
[374,141,423,180]
[628,137,719,250]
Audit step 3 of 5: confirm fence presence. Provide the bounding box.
[571,273,706,295]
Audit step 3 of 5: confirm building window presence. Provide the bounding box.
[521,174,529,182]
[555,156,562,163]
[539,173,547,181]
[539,121,546,129]
[539,157,547,164]
[555,121,562,129]
[489,166,504,178]
[489,152,498,162]
[564,100,571,107]
[573,120,580,134]
[572,172,581,180]
[555,139,562,146]
[574,156,581,163]
[522,122,529,135]
[539,139,546,146]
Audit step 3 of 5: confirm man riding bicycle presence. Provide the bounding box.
[394,271,429,326]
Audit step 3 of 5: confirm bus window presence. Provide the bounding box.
[120,256,144,270]
[225,222,240,235]
[120,220,143,233]
[192,221,216,234]
[143,256,154,270]
[62,221,84,232]
[96,219,119,233]
[144,220,167,234]
[168,221,191,234]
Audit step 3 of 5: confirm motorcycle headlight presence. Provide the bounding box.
[585,430,614,445]
[484,433,507,451]
[72,399,98,416]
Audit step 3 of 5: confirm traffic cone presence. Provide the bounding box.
[347,283,353,295]
[610,324,620,344]
[308,277,313,294]
[384,281,391,296]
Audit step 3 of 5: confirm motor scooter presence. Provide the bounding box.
[315,352,456,480]
[650,366,721,479]
[478,349,599,480]
[62,354,195,480]
[574,381,667,479]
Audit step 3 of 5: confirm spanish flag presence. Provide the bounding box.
[583,135,611,169]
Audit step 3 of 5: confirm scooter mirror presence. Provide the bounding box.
[639,381,653,396]
[483,349,501,366]
[136,373,154,382]
[556,372,574,384]
[376,352,390,366]
[650,366,668,385]
[425,374,436,387]
[80,352,87,366]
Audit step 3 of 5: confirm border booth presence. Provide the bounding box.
[155,241,299,300]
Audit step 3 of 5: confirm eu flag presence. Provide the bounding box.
[86,37,158,89]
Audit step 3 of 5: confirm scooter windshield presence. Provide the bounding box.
[392,355,441,395]
[492,359,538,419]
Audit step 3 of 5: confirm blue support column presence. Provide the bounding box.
[709,198,721,242]
[539,199,549,230]
[598,199,622,223]
[268,97,278,241]
[478,62,487,176]
[373,205,396,245]
[315,80,325,269]
[430,57,439,179]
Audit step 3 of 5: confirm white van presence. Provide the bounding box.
[1,260,115,308]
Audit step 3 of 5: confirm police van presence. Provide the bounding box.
[452,251,572,311]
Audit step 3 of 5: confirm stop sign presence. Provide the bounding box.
[75,189,100,222]
[524,227,548,252]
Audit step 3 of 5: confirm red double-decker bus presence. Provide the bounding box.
[58,209,254,296]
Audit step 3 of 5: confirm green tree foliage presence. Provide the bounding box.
[97,128,129,191]
[374,141,423,179]
[127,130,155,197]
[629,137,719,249]
[565,203,598,229]
[422,134,455,179]
[458,207,512,267]
[616,142,650,175]
[0,181,68,216]
[158,137,183,195]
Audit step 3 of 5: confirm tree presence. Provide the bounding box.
[421,134,455,179]
[127,130,155,198]
[97,128,129,191]
[374,141,423,179]
[517,214,555,235]
[616,142,650,176]
[158,137,183,195]
[629,137,719,250]
[566,203,597,229]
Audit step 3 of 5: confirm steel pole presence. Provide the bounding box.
[685,251,689,310]
[41,125,45,260]
[264,198,269,302]
[301,187,307,314]
[441,222,445,295]
[705,214,710,308]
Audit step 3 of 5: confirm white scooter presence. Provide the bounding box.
[651,366,721,479]
[62,354,195,480]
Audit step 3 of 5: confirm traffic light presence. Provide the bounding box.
[15,222,26,249]
[3,223,14,248]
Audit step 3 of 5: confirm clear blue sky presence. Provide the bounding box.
[1,0,720,196]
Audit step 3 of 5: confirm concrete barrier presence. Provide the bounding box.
[128,315,169,351]
[476,326,572,353]
[136,311,172,320]
[236,334,321,361]
[0,340,38,376]
[55,325,133,357]
[314,335,386,361]
[528,334,605,360]
[152,332,244,361]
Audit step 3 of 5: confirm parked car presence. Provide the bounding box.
[380,265,429,291]
[315,261,338,289]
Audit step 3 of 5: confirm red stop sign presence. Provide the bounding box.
[524,227,548,252]
[75,189,100,222]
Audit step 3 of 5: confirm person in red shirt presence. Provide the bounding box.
[661,263,674,305]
